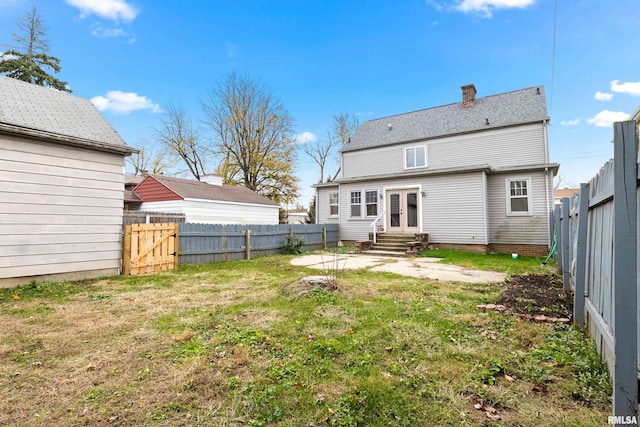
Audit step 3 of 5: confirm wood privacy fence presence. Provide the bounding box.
[123,223,179,276]
[555,120,638,421]
[178,223,339,265]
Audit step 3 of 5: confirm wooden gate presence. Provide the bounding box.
[123,223,179,276]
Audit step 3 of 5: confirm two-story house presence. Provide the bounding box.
[315,84,559,256]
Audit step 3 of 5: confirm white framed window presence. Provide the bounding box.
[329,192,339,216]
[506,178,532,215]
[365,190,378,217]
[350,191,362,217]
[405,146,426,169]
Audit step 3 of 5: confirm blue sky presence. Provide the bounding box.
[1,0,638,206]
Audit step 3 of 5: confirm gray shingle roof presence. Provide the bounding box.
[149,175,279,206]
[344,85,549,152]
[0,76,134,154]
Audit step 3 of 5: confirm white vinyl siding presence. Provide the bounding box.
[421,172,486,244]
[487,172,550,245]
[315,186,339,224]
[138,199,279,225]
[337,173,486,243]
[342,124,546,179]
[0,135,125,281]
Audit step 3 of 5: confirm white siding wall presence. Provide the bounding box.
[343,124,546,178]
[422,172,487,244]
[0,135,125,281]
[338,172,487,243]
[138,199,279,224]
[487,171,551,245]
[316,186,340,224]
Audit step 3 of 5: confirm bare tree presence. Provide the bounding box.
[155,102,207,180]
[127,138,170,175]
[201,71,299,204]
[302,133,340,184]
[328,112,359,181]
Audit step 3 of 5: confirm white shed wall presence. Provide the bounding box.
[138,199,279,225]
[0,135,125,283]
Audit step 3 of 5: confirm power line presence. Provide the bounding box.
[550,0,557,112]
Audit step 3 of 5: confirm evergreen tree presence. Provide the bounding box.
[0,6,70,92]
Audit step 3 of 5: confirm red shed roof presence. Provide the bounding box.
[134,175,278,206]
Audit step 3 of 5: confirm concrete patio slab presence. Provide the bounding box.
[290,253,505,284]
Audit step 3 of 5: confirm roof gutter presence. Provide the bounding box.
[0,122,137,155]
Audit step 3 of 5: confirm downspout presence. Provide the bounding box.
[543,120,550,163]
[315,187,319,224]
[545,167,551,247]
[482,171,488,245]
[543,120,552,247]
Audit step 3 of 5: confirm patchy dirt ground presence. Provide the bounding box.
[496,274,573,320]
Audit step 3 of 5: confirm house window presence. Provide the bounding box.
[350,191,362,217]
[405,146,426,169]
[365,190,378,216]
[329,192,339,216]
[506,178,532,215]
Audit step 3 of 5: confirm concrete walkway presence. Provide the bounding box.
[290,253,506,284]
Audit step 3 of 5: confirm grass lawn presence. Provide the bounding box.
[0,253,611,426]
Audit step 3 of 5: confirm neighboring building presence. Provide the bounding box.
[124,175,144,209]
[315,84,559,256]
[131,174,279,224]
[285,209,309,224]
[0,76,135,286]
[554,188,579,205]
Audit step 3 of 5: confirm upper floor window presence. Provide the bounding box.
[365,190,378,217]
[405,146,426,169]
[329,192,339,216]
[350,191,362,217]
[506,178,532,215]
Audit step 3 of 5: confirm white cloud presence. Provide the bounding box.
[594,91,613,101]
[91,25,127,39]
[66,0,138,22]
[560,119,580,126]
[455,0,536,18]
[295,131,317,144]
[586,110,630,127]
[91,91,160,114]
[610,80,640,96]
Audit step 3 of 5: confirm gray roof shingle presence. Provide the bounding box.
[344,85,549,152]
[0,76,134,153]
[149,175,279,206]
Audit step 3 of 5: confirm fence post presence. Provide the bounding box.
[573,183,590,328]
[555,204,563,274]
[612,120,638,422]
[244,229,251,260]
[123,224,132,276]
[322,227,327,250]
[561,197,571,293]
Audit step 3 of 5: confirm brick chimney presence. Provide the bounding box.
[461,84,477,108]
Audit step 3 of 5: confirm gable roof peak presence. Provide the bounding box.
[345,85,548,152]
